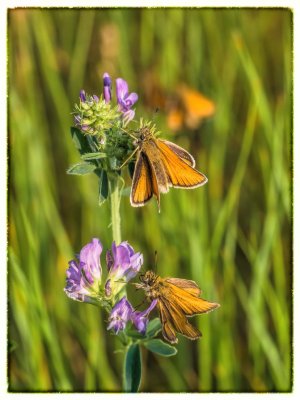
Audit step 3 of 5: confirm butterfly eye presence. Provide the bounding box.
[139,274,145,282]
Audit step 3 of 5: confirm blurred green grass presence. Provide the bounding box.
[8,8,292,392]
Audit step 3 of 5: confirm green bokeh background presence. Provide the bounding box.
[8,8,292,392]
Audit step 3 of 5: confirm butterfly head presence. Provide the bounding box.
[133,270,158,291]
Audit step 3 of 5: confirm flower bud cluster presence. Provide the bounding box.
[74,92,121,139]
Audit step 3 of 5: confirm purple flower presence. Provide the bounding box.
[105,241,143,297]
[131,299,158,334]
[107,297,133,334]
[64,260,91,302]
[103,72,112,103]
[108,241,143,280]
[80,238,102,281]
[107,297,157,335]
[116,78,138,122]
[64,238,103,302]
[79,89,86,102]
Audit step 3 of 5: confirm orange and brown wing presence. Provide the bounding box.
[165,277,201,296]
[157,139,207,188]
[130,152,154,206]
[157,300,178,344]
[159,139,195,167]
[166,282,220,316]
[159,297,202,342]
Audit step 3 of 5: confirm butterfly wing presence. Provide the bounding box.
[157,139,207,188]
[179,84,215,129]
[166,282,219,316]
[130,152,153,206]
[159,139,196,167]
[157,300,178,344]
[165,277,201,296]
[159,296,202,342]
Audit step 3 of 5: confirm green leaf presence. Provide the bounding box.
[143,339,177,357]
[124,343,142,392]
[146,318,162,338]
[98,170,108,205]
[125,330,144,339]
[70,127,91,155]
[67,162,96,175]
[81,152,107,161]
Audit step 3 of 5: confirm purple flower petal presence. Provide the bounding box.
[103,72,112,103]
[116,78,129,103]
[64,260,90,302]
[79,90,86,102]
[106,241,143,282]
[65,260,85,292]
[116,78,138,115]
[107,297,133,334]
[131,299,158,334]
[114,243,131,270]
[64,238,103,303]
[124,92,138,108]
[80,238,102,282]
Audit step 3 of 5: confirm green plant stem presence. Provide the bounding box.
[109,175,122,245]
[109,174,134,392]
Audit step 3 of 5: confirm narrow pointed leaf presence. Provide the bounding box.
[67,162,96,175]
[143,339,177,357]
[70,127,91,154]
[81,152,107,161]
[124,343,142,392]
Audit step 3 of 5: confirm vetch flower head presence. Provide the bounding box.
[116,78,138,123]
[103,72,112,103]
[64,238,103,303]
[74,90,121,137]
[105,241,143,298]
[107,296,133,334]
[131,299,158,334]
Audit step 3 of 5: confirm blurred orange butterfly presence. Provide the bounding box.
[135,270,220,344]
[142,72,215,131]
[129,123,207,209]
[167,84,215,131]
